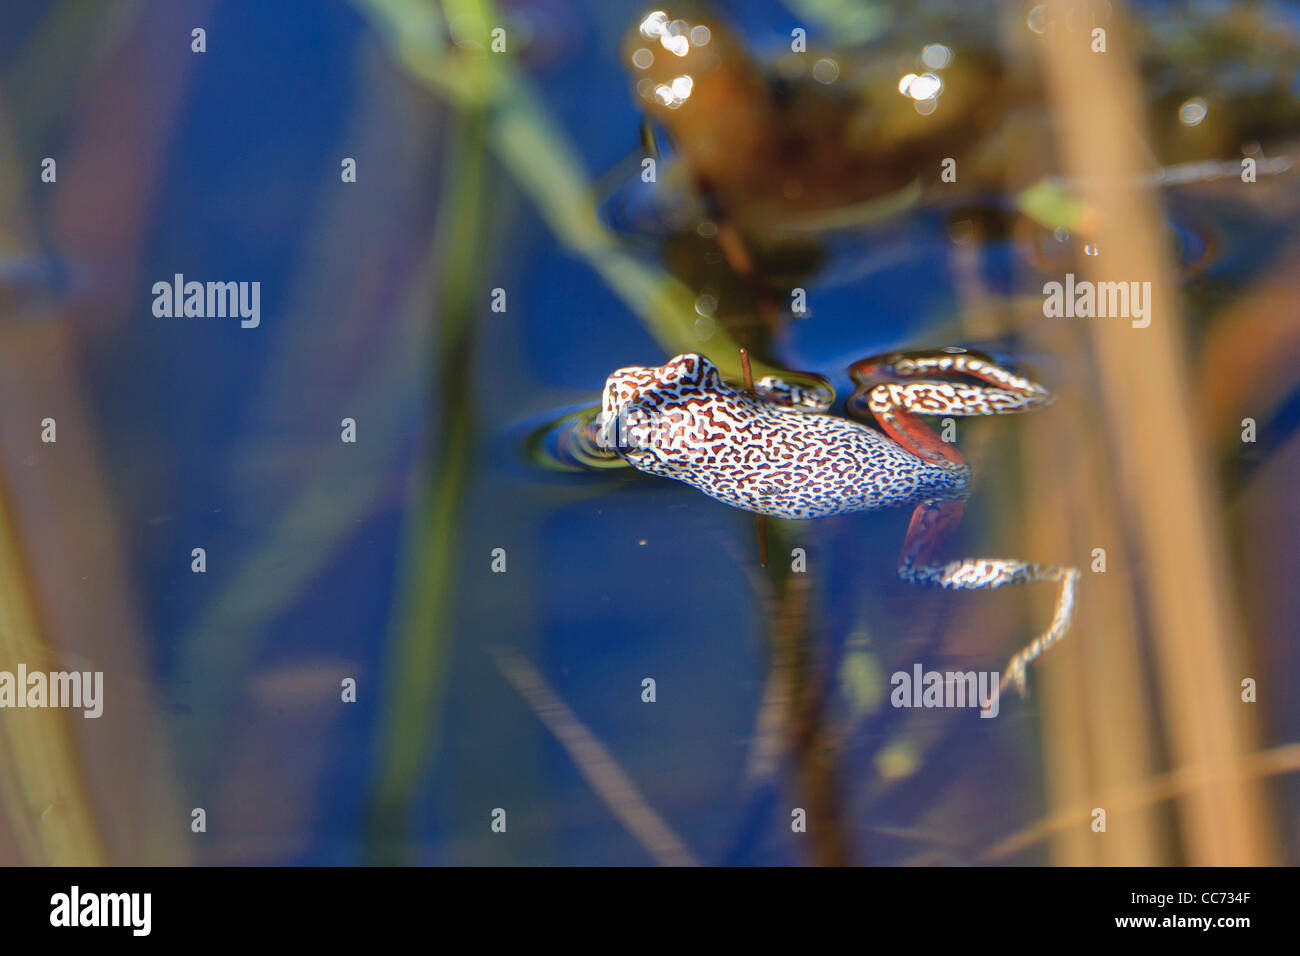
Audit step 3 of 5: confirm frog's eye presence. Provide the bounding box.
[660,353,722,390]
[661,353,698,378]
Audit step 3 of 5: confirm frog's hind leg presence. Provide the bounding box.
[897,504,1081,696]
[858,350,1078,695]
[848,349,1054,467]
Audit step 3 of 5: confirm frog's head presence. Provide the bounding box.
[595,353,728,466]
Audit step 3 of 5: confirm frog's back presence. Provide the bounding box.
[677,405,969,518]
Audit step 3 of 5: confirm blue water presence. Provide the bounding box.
[1,0,1297,865]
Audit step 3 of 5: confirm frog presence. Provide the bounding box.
[593,347,1079,694]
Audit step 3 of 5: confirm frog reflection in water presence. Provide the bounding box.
[594,349,1079,695]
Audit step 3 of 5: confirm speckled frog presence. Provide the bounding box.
[594,348,1079,693]
[597,352,969,518]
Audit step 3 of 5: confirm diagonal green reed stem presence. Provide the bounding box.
[363,110,489,862]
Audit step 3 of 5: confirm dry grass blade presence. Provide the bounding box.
[0,487,104,864]
[1038,0,1276,864]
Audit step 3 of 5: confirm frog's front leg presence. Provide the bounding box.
[853,349,1080,695]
